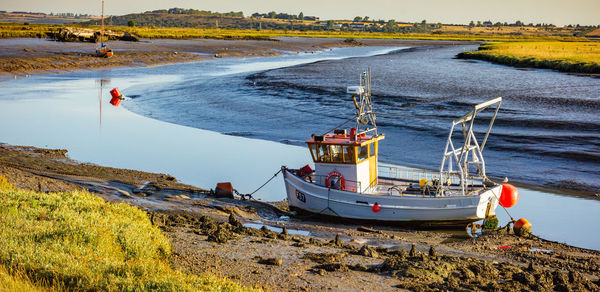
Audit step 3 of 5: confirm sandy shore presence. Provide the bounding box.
[0,143,598,291]
[0,37,472,78]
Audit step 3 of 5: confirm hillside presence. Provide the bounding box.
[84,12,323,31]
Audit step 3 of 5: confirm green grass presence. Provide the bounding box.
[0,22,588,42]
[0,175,254,291]
[458,41,600,73]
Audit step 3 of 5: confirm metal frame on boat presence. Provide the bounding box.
[282,69,507,225]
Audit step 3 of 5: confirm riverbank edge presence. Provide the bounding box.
[0,37,473,78]
[457,44,600,74]
[0,142,599,291]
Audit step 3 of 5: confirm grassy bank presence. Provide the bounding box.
[0,22,587,42]
[458,41,600,73]
[0,175,252,291]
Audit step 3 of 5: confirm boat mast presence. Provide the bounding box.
[100,0,104,44]
[353,68,378,137]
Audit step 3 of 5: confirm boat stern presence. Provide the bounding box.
[476,185,502,219]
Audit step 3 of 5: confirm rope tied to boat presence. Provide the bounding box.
[234,169,282,200]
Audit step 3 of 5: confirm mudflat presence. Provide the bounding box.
[0,143,598,291]
[0,37,471,78]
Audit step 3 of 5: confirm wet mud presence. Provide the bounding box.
[1,143,599,291]
[0,38,468,78]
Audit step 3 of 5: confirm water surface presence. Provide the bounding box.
[1,45,599,250]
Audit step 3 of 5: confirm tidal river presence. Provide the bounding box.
[0,44,598,250]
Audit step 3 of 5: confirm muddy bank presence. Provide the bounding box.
[0,38,473,78]
[0,143,598,291]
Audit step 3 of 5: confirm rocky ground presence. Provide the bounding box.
[0,143,598,291]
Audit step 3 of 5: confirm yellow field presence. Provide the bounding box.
[459,42,600,73]
[439,25,577,37]
[0,22,587,42]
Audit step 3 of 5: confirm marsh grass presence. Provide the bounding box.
[0,175,254,291]
[458,41,600,73]
[0,22,586,42]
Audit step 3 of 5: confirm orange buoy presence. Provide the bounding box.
[372,203,380,213]
[109,87,124,107]
[110,88,122,99]
[499,184,519,208]
[513,218,532,236]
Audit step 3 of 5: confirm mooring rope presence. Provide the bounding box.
[234,169,283,200]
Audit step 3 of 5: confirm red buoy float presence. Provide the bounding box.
[513,218,532,236]
[499,184,519,208]
[109,87,124,107]
[372,203,380,213]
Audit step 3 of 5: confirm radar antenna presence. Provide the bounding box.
[347,68,378,138]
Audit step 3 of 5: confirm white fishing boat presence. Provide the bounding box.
[282,69,518,226]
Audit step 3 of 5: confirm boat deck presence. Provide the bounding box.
[300,165,489,197]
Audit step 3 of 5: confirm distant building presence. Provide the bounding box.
[350,23,366,29]
[482,21,492,27]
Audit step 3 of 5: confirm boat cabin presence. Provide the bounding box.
[306,129,384,193]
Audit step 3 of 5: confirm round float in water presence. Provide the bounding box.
[499,184,519,208]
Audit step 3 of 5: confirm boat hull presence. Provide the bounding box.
[283,168,500,225]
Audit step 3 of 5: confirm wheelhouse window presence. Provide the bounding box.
[344,146,355,163]
[331,145,343,163]
[318,144,331,162]
[308,144,318,161]
[358,145,369,161]
[370,142,376,157]
[308,143,358,164]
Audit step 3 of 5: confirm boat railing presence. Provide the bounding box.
[378,164,482,189]
[312,175,363,193]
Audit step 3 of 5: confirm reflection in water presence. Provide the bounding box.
[0,47,598,250]
[95,78,111,131]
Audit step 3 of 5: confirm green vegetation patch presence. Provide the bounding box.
[0,176,251,291]
[458,41,600,73]
[0,22,588,42]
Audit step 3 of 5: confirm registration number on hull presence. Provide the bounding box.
[296,190,306,203]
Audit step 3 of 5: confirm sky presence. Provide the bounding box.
[2,0,599,26]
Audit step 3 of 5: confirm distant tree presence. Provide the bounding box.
[384,19,397,32]
[476,20,482,27]
[363,16,369,22]
[298,12,304,20]
[469,21,475,28]
[421,19,427,25]
[353,16,362,22]
[128,20,135,27]
[326,20,334,30]
[515,20,523,26]
[268,11,276,18]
